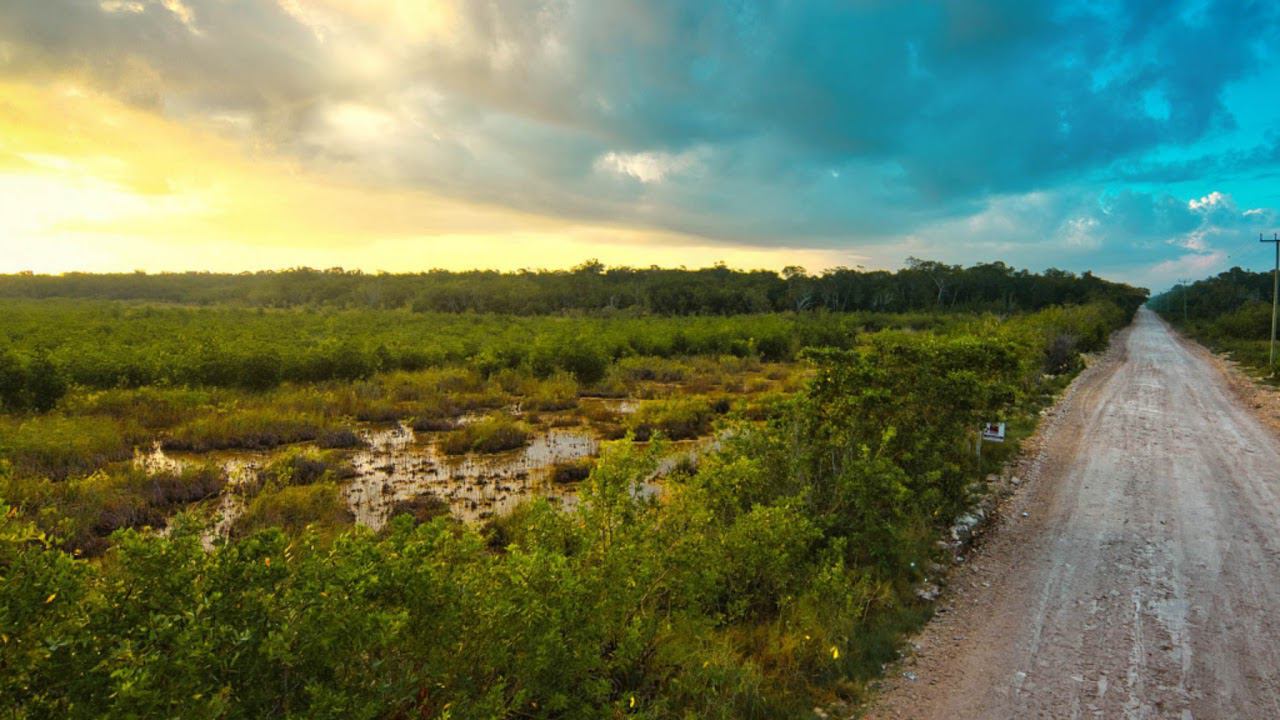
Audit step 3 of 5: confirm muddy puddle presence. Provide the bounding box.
[135,397,696,536]
[346,423,606,528]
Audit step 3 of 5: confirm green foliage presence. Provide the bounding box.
[1209,300,1274,341]
[1152,268,1278,374]
[800,333,1023,520]
[0,347,68,413]
[1151,266,1274,326]
[0,295,1138,717]
[522,372,579,411]
[547,340,609,384]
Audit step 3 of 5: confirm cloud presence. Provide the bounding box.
[594,148,705,184]
[871,186,1276,288]
[2,0,1280,281]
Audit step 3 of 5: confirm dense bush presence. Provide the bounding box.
[0,348,67,412]
[0,260,1145,399]
[0,301,867,394]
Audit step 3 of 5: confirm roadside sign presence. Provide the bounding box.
[981,422,1006,443]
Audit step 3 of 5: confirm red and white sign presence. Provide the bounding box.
[981,422,1006,442]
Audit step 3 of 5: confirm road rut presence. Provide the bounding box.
[867,307,1280,719]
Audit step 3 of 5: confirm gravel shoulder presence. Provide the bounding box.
[864,307,1280,720]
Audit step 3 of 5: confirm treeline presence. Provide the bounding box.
[0,301,1135,718]
[0,260,1146,315]
[1151,266,1275,332]
[1151,267,1277,371]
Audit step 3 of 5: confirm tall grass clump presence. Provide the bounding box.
[628,397,716,440]
[0,415,142,480]
[439,415,530,455]
[232,482,353,537]
[163,409,334,451]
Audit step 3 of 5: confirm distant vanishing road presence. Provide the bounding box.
[867,307,1280,719]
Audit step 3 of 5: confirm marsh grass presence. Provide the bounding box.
[521,372,579,411]
[386,493,452,526]
[162,409,335,451]
[0,414,142,480]
[233,482,353,537]
[64,386,219,430]
[439,415,531,455]
[550,457,595,484]
[628,397,717,441]
[1,462,225,554]
[245,447,355,496]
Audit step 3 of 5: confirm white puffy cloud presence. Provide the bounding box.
[594,148,704,183]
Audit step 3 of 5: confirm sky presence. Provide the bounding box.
[1,0,1279,290]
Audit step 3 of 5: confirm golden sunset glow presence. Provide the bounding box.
[0,77,859,273]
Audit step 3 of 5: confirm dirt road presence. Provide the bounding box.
[866,307,1280,719]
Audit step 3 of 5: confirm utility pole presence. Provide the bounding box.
[1179,278,1190,324]
[1263,233,1280,375]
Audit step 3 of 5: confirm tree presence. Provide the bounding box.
[25,353,67,412]
[0,347,26,410]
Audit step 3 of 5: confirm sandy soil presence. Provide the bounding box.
[864,307,1280,719]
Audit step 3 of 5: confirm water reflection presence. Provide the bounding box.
[345,423,602,529]
[138,411,684,537]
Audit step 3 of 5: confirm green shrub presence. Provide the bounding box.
[0,348,68,412]
[717,504,820,620]
[616,355,688,383]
